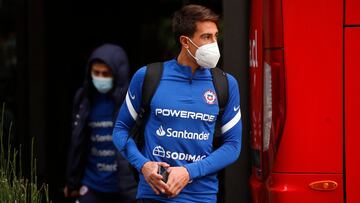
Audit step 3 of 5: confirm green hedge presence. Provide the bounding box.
[0,103,50,202]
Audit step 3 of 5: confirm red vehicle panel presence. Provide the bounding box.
[249,0,351,202]
[346,0,360,25]
[263,0,283,48]
[345,27,360,203]
[268,173,343,203]
[275,0,343,173]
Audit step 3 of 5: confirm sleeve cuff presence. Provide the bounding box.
[184,162,201,180]
[135,157,150,172]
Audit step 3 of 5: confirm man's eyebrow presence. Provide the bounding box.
[200,33,212,37]
[200,32,218,37]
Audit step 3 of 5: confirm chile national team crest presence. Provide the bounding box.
[203,90,217,105]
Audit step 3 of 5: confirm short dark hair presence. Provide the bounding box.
[172,4,219,47]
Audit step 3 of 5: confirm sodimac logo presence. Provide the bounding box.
[152,146,206,162]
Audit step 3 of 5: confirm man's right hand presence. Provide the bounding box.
[63,186,79,198]
[141,161,170,195]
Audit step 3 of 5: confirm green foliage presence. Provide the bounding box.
[0,103,50,202]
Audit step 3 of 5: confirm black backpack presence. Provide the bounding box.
[128,62,229,181]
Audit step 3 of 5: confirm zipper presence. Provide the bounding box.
[187,66,194,84]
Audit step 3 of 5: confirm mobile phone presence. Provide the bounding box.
[157,165,169,183]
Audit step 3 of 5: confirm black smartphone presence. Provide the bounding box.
[157,165,169,183]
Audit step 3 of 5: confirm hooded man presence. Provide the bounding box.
[64,43,137,203]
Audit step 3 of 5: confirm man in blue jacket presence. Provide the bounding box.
[64,43,137,203]
[113,4,242,203]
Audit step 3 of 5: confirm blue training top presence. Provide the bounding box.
[82,94,119,192]
[113,59,242,202]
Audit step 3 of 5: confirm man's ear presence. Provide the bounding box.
[179,36,189,48]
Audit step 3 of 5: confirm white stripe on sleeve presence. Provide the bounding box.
[125,92,138,120]
[221,110,241,134]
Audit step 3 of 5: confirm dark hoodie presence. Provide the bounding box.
[66,44,136,196]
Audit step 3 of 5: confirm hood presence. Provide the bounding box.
[85,43,130,109]
[85,43,129,87]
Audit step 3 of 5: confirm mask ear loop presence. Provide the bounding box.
[187,37,200,49]
[185,37,199,61]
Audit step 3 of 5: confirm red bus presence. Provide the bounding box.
[248,0,360,202]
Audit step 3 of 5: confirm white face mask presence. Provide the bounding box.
[186,38,221,68]
[91,75,113,93]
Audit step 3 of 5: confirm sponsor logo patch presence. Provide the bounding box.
[203,90,217,104]
[156,126,166,136]
[88,121,113,128]
[97,162,118,172]
[152,145,206,162]
[155,108,215,122]
[153,146,166,157]
[156,126,209,141]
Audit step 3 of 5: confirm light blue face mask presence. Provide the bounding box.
[91,75,113,93]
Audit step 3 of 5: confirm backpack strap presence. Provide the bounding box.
[210,68,229,138]
[141,62,164,114]
[130,62,163,148]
